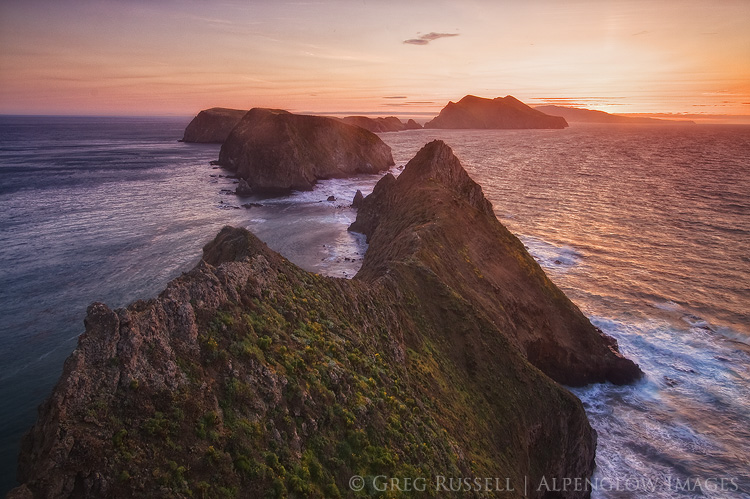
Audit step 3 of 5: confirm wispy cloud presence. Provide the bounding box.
[403,32,459,46]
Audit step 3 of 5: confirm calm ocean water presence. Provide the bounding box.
[1,117,748,497]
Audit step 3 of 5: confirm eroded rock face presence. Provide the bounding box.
[14,141,640,498]
[425,95,569,129]
[181,108,248,143]
[218,108,394,193]
[351,140,640,386]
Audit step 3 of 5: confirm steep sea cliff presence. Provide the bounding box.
[12,141,638,498]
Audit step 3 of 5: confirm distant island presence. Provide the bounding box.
[181,95,574,146]
[13,140,640,498]
[340,115,422,132]
[182,110,421,144]
[425,95,568,129]
[534,105,697,125]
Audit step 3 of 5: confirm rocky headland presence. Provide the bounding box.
[425,95,569,129]
[181,108,248,143]
[217,108,394,194]
[13,140,639,498]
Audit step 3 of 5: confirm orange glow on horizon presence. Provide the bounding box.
[1,0,748,120]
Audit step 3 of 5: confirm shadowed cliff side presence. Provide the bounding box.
[350,140,641,386]
[217,108,395,194]
[13,142,640,498]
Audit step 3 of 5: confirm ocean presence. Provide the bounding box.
[0,117,748,497]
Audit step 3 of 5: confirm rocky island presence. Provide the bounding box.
[216,108,394,194]
[12,140,640,498]
[181,108,248,143]
[182,108,423,146]
[425,95,569,129]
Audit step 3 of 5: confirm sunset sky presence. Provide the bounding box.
[1,0,748,119]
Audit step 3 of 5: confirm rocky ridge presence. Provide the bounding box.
[13,141,640,498]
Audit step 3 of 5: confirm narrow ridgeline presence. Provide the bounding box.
[12,141,640,499]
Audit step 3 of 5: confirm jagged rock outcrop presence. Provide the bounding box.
[181,108,247,143]
[14,141,640,498]
[425,95,568,129]
[235,178,252,196]
[351,189,365,208]
[217,109,394,193]
[404,119,422,130]
[534,105,696,125]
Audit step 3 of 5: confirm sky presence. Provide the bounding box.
[0,0,749,119]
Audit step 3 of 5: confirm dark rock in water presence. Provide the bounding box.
[326,195,336,202]
[218,108,394,194]
[181,108,247,143]
[351,189,365,208]
[13,141,640,498]
[404,118,422,130]
[235,178,253,196]
[425,95,569,129]
[241,202,263,209]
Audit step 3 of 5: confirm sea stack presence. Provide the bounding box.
[13,140,640,498]
[217,108,394,194]
[425,95,569,129]
[181,108,247,143]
